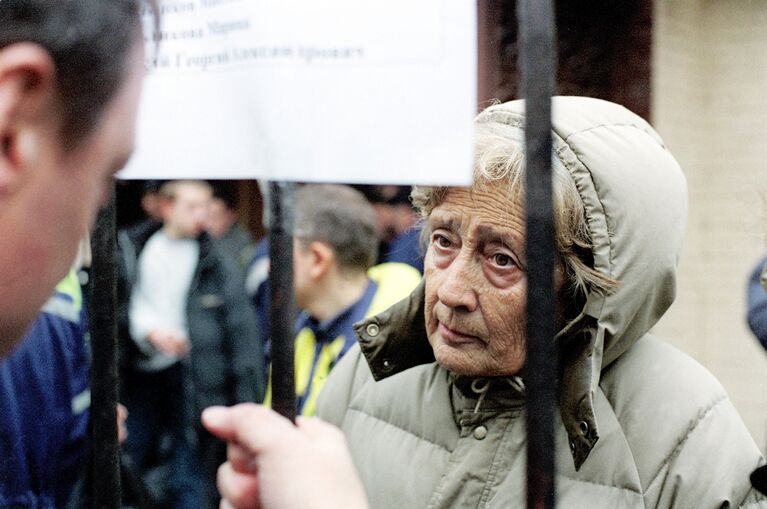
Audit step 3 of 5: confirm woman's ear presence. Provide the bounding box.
[0,43,56,195]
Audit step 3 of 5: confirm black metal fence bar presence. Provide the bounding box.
[267,181,298,422]
[517,1,557,508]
[89,187,121,508]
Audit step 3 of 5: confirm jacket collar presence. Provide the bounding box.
[449,373,526,426]
[354,281,434,380]
[354,281,598,470]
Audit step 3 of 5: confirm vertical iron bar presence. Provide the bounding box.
[517,1,557,508]
[89,185,121,509]
[268,181,297,422]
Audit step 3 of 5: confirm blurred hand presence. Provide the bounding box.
[117,403,128,444]
[202,404,369,509]
[147,329,190,357]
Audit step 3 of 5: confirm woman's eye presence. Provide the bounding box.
[492,253,514,267]
[433,234,452,248]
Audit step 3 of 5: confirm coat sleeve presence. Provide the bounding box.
[603,338,767,508]
[220,255,267,404]
[746,257,767,351]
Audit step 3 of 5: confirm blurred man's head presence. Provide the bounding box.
[159,181,214,240]
[358,185,416,242]
[292,184,379,312]
[0,0,150,355]
[206,197,238,238]
[141,180,166,221]
[206,184,240,239]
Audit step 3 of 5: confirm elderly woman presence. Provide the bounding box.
[204,97,766,508]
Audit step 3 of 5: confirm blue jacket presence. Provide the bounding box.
[380,226,424,274]
[0,272,90,508]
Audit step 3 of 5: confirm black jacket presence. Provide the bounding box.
[117,220,265,422]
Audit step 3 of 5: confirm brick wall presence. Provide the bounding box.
[652,0,767,451]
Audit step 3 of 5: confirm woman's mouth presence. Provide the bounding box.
[438,322,480,346]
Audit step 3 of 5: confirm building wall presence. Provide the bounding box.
[494,0,652,119]
[652,0,767,451]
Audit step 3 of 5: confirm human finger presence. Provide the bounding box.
[217,461,260,509]
[202,404,293,451]
[228,441,258,474]
[117,404,129,443]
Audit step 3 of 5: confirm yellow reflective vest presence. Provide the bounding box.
[265,262,421,415]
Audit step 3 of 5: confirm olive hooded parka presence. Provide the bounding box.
[317,97,767,508]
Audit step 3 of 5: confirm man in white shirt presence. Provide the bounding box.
[119,180,264,509]
[129,182,206,369]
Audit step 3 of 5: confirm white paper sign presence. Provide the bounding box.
[120,0,476,185]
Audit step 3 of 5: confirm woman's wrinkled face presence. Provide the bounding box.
[424,183,529,376]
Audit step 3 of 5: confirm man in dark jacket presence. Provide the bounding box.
[118,180,264,509]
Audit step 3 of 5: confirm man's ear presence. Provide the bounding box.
[308,241,335,279]
[0,43,56,195]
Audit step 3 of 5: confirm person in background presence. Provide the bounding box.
[205,97,767,508]
[358,185,424,273]
[245,184,424,369]
[139,180,166,223]
[206,182,255,272]
[115,181,166,290]
[263,184,421,416]
[118,180,264,509]
[244,182,272,350]
[745,256,767,496]
[245,235,272,362]
[746,256,767,351]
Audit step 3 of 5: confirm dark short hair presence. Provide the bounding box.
[142,179,167,195]
[0,0,153,148]
[354,185,412,206]
[295,184,380,273]
[210,181,240,210]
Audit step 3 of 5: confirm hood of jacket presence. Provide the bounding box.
[354,96,688,469]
